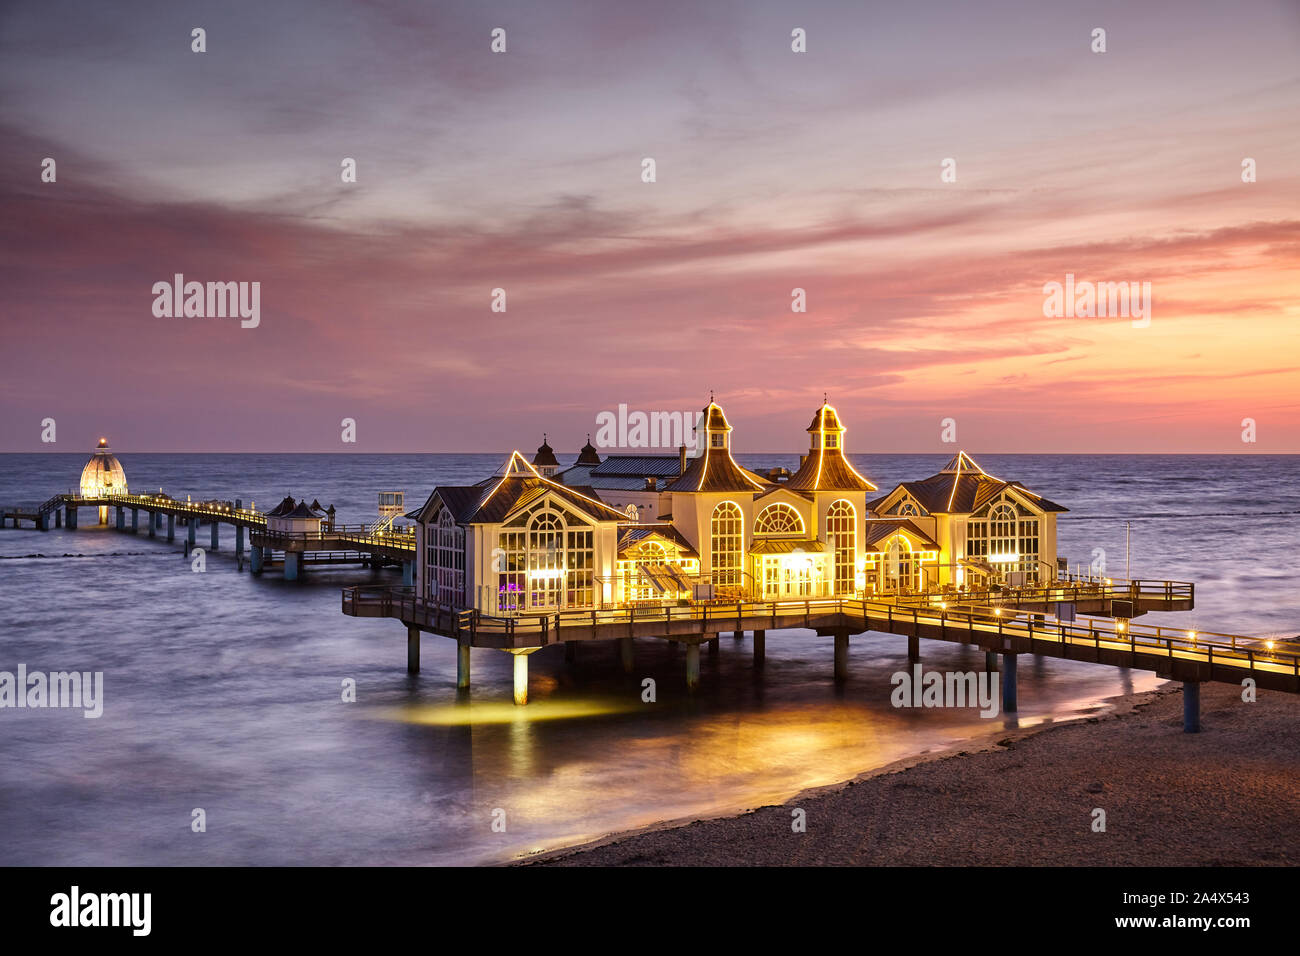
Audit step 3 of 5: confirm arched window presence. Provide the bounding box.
[990,503,1017,558]
[967,496,1040,581]
[825,499,856,595]
[625,540,667,602]
[898,500,918,516]
[495,503,595,612]
[528,511,564,609]
[434,510,464,606]
[710,501,744,587]
[754,502,804,535]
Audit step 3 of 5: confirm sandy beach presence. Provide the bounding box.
[525,682,1300,866]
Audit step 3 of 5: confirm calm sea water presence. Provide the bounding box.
[1,453,1296,865]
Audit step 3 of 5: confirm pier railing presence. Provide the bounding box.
[341,587,1299,684]
[894,578,1194,610]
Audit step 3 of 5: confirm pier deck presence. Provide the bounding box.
[341,580,1293,713]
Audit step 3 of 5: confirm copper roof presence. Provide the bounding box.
[665,447,770,493]
[575,436,602,466]
[664,401,770,493]
[532,436,559,468]
[784,403,877,492]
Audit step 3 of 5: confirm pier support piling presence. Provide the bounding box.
[1002,652,1018,713]
[235,524,244,559]
[985,651,998,672]
[907,633,920,663]
[406,625,420,675]
[166,513,174,542]
[708,637,720,657]
[685,642,701,690]
[250,545,264,575]
[148,511,156,537]
[457,642,471,689]
[131,509,139,534]
[115,507,124,530]
[509,649,538,705]
[402,560,414,587]
[834,632,849,682]
[66,507,77,530]
[210,521,218,551]
[54,509,61,528]
[187,519,196,548]
[1183,681,1201,733]
[753,630,765,669]
[620,638,634,674]
[733,630,743,641]
[284,551,301,581]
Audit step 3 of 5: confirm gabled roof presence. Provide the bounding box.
[784,402,877,493]
[872,452,1067,515]
[424,451,629,525]
[617,523,698,558]
[864,518,941,551]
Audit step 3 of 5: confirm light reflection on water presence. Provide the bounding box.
[0,453,1294,865]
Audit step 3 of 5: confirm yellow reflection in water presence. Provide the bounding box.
[374,697,640,727]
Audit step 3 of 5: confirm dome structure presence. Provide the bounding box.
[575,435,602,467]
[80,438,127,497]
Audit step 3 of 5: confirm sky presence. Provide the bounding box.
[1,0,1297,454]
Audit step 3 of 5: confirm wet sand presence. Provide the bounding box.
[523,683,1300,866]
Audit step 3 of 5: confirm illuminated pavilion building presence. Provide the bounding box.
[79,438,127,524]
[414,401,1067,615]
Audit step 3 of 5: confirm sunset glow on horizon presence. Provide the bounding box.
[1,0,1297,454]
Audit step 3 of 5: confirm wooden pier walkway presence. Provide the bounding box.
[1,492,415,578]
[342,581,1298,725]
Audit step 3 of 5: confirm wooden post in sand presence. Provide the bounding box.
[834,632,849,681]
[1001,652,1018,712]
[1183,681,1201,733]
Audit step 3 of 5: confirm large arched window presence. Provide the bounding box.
[528,511,564,609]
[434,510,465,606]
[495,502,595,612]
[825,499,856,595]
[754,502,804,535]
[966,496,1040,581]
[710,501,744,587]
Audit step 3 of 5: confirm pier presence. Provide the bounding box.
[342,579,1300,728]
[2,492,416,580]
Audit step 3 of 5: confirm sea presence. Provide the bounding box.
[0,453,1296,865]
